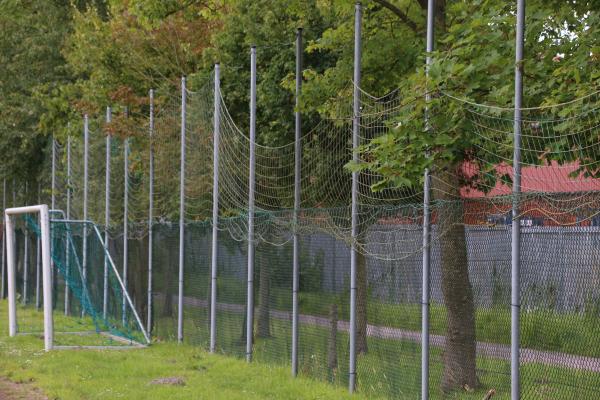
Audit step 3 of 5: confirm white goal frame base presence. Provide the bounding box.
[6,205,53,351]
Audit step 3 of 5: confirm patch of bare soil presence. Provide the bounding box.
[0,377,47,400]
[149,376,186,386]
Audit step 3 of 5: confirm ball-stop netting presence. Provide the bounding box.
[17,72,600,399]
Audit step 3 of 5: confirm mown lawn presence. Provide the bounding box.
[153,302,600,400]
[0,300,374,400]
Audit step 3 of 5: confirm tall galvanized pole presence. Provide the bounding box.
[23,182,28,304]
[51,136,56,211]
[147,91,155,335]
[35,182,41,310]
[6,212,16,337]
[178,77,187,343]
[82,115,89,298]
[104,107,112,319]
[422,1,435,398]
[123,108,130,326]
[246,46,257,363]
[51,135,56,307]
[349,3,361,393]
[1,179,5,299]
[511,1,525,399]
[291,28,303,378]
[65,134,72,315]
[210,65,221,353]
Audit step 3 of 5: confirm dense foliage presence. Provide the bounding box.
[1,0,597,190]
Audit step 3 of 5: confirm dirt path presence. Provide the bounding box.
[0,378,47,400]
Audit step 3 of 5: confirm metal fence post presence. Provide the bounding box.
[82,115,89,309]
[23,182,28,304]
[246,46,257,363]
[147,91,155,335]
[6,212,16,337]
[36,182,41,310]
[512,1,525,399]
[349,2,361,393]
[1,179,5,299]
[210,65,221,353]
[65,134,71,315]
[51,136,56,210]
[104,107,112,319]
[292,28,303,377]
[178,77,187,343]
[422,1,435,399]
[123,108,130,326]
[51,136,56,307]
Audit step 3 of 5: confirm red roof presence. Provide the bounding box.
[461,161,600,198]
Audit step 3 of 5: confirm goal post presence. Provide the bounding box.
[6,204,53,351]
[6,205,149,351]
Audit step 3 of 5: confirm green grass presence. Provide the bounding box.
[151,301,600,399]
[4,299,599,399]
[0,300,375,400]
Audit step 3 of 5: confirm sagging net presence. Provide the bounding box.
[199,81,600,398]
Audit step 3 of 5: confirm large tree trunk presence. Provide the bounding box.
[414,0,476,390]
[433,172,478,392]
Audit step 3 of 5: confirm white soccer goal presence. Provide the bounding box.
[6,204,150,351]
[6,205,53,350]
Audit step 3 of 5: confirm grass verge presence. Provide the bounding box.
[152,301,600,399]
[0,300,374,400]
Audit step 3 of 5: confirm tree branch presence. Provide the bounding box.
[162,0,205,19]
[414,0,446,28]
[372,0,418,33]
[416,0,428,10]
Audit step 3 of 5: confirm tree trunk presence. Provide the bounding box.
[257,247,271,338]
[432,172,478,392]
